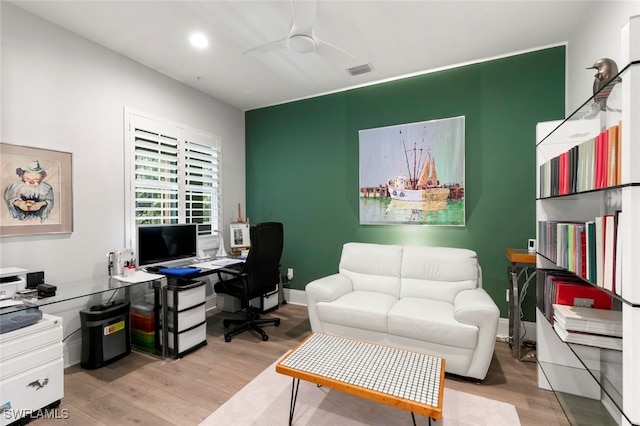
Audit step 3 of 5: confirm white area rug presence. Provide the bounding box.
[200,358,520,426]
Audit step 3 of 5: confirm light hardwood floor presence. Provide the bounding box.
[31,303,570,426]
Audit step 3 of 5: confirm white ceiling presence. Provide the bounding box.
[10,1,594,111]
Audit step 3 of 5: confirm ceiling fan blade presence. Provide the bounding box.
[242,37,288,55]
[290,0,316,35]
[315,37,355,60]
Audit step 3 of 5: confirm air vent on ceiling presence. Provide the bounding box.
[347,63,373,76]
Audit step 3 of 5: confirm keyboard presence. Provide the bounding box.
[191,258,244,270]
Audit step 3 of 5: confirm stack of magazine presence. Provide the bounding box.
[553,304,622,351]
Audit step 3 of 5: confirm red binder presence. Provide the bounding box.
[555,281,612,310]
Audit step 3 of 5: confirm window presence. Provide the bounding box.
[124,111,221,249]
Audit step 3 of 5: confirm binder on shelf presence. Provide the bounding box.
[555,282,612,310]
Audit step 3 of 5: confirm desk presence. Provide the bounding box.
[188,257,283,311]
[1,273,169,358]
[505,248,536,361]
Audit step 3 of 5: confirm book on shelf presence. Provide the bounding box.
[608,124,620,187]
[538,215,620,291]
[602,213,616,292]
[553,320,622,351]
[595,216,604,286]
[553,303,622,337]
[614,210,623,296]
[585,220,596,283]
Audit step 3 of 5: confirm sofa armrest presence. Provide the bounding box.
[453,288,500,379]
[453,288,499,327]
[305,273,353,332]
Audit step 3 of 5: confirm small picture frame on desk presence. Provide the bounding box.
[230,222,250,249]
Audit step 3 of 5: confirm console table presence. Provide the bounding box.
[504,248,536,361]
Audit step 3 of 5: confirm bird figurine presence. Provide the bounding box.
[587,58,621,111]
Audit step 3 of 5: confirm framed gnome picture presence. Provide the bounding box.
[0,143,73,236]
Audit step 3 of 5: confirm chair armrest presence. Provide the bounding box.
[216,267,246,279]
[305,274,353,332]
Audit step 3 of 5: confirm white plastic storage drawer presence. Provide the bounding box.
[168,322,206,353]
[169,304,205,333]
[167,282,205,310]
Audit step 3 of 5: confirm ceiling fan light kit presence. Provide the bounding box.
[287,34,316,54]
[243,0,352,59]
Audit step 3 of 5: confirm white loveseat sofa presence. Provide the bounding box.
[305,242,500,380]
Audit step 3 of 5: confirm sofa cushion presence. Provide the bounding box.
[339,243,402,298]
[388,298,478,350]
[400,246,479,303]
[315,291,397,333]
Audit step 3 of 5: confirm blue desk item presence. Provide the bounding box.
[0,306,43,334]
[158,267,201,277]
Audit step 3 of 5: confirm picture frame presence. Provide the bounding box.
[229,222,250,249]
[0,143,73,236]
[359,116,465,226]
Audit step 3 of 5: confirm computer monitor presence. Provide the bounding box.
[137,223,198,267]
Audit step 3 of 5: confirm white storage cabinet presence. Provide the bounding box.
[0,314,64,425]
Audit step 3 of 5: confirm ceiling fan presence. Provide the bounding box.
[242,0,353,58]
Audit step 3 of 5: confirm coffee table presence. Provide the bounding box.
[276,333,445,425]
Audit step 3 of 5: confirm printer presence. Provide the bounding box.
[0,267,27,299]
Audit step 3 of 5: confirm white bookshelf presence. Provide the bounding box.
[535,16,639,426]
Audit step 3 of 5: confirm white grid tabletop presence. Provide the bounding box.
[279,333,443,408]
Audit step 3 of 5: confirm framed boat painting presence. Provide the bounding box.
[0,143,73,236]
[359,116,465,226]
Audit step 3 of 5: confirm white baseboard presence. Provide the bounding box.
[497,317,536,343]
[281,288,307,306]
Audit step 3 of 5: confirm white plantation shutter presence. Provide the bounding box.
[182,131,220,236]
[133,126,180,223]
[125,111,221,246]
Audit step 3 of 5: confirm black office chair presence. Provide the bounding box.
[214,222,283,342]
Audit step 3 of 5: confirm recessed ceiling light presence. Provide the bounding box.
[189,33,209,49]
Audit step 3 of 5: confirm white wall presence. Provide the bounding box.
[1,3,245,365]
[1,3,245,282]
[565,3,640,114]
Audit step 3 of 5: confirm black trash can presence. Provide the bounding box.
[80,300,131,369]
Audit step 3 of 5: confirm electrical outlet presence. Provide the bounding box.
[506,289,509,302]
[287,268,294,280]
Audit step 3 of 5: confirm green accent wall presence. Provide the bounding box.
[245,46,565,321]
